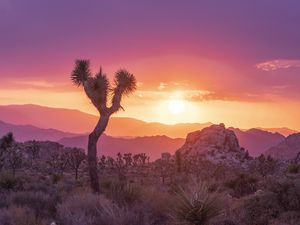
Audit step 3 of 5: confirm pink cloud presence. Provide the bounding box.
[256,59,300,71]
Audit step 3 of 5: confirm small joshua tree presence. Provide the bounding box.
[26,140,40,167]
[0,133,15,171]
[71,59,137,192]
[7,144,23,177]
[67,147,86,180]
[47,151,69,176]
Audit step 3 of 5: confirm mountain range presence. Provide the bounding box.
[0,104,299,159]
[0,120,184,160]
[0,104,297,138]
[265,133,300,160]
[0,104,211,138]
[229,128,285,157]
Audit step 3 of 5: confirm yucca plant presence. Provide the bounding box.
[171,183,220,225]
[71,60,137,192]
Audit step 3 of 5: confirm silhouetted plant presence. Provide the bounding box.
[253,154,278,177]
[171,183,220,225]
[286,163,299,174]
[47,151,69,177]
[67,147,86,180]
[225,173,257,198]
[7,144,23,177]
[175,151,182,173]
[0,172,19,190]
[108,181,141,207]
[26,140,40,167]
[115,152,126,180]
[71,59,136,192]
[123,153,133,166]
[0,133,15,171]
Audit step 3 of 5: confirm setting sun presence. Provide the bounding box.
[168,99,186,115]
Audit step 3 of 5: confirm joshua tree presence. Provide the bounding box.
[71,59,137,192]
[47,151,69,176]
[123,153,133,166]
[175,151,182,173]
[0,132,15,171]
[67,147,86,180]
[7,144,23,177]
[26,140,40,167]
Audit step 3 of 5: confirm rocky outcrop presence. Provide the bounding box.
[177,124,249,167]
[179,124,240,154]
[265,133,300,160]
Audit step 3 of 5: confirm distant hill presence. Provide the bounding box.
[59,135,185,160]
[265,133,300,160]
[0,120,79,142]
[230,128,285,156]
[1,104,297,139]
[0,119,184,160]
[257,127,298,137]
[0,104,211,138]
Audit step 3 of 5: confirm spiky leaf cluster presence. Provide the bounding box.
[71,59,136,115]
[114,69,137,95]
[71,60,91,86]
[172,184,220,225]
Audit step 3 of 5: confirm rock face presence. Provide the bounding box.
[179,124,240,155]
[178,124,248,166]
[265,133,300,160]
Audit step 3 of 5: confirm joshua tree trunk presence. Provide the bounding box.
[88,115,109,193]
[71,60,136,192]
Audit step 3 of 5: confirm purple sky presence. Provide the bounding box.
[1,0,300,128]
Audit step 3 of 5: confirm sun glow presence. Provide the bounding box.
[168,99,186,115]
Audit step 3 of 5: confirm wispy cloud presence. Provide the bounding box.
[157,82,168,90]
[1,79,74,92]
[14,80,57,88]
[256,59,300,71]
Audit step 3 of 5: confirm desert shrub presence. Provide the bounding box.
[270,211,300,225]
[268,180,300,211]
[23,181,53,194]
[171,183,220,225]
[0,206,48,225]
[97,204,144,225]
[240,193,282,225]
[107,181,141,207]
[51,173,63,184]
[225,173,257,198]
[211,220,237,225]
[11,191,60,219]
[0,172,22,190]
[56,193,103,225]
[57,191,174,225]
[0,194,9,209]
[286,163,299,174]
[139,188,176,225]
